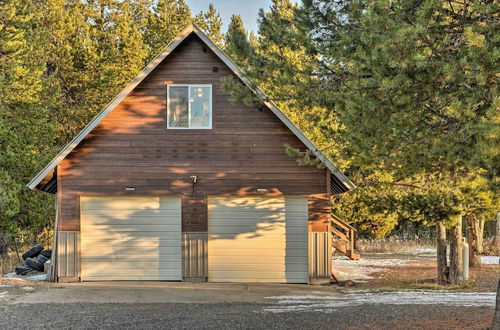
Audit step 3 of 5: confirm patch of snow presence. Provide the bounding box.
[2,272,17,278]
[481,256,499,265]
[263,290,496,313]
[20,286,35,293]
[3,277,25,281]
[413,248,435,254]
[0,291,9,301]
[332,257,413,282]
[25,274,47,282]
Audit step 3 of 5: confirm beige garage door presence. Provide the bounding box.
[208,196,308,283]
[80,196,182,281]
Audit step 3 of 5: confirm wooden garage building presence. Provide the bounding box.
[28,23,355,284]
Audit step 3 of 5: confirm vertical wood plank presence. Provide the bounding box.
[182,232,208,280]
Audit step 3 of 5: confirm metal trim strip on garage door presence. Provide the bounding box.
[208,196,308,283]
[80,196,182,281]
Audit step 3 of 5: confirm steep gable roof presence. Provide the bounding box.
[28,23,355,194]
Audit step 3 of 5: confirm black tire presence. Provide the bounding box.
[15,266,33,275]
[40,249,52,258]
[22,244,44,260]
[36,254,49,264]
[25,257,44,272]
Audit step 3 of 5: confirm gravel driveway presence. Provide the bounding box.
[0,281,496,329]
[0,302,494,329]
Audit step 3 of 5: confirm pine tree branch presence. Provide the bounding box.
[358,180,425,190]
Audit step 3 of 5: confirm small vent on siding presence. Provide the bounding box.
[212,66,219,73]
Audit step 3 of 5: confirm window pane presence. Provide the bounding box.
[168,86,188,128]
[189,86,211,128]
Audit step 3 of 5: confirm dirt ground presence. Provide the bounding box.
[341,254,500,292]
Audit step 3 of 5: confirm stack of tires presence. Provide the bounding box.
[15,244,52,275]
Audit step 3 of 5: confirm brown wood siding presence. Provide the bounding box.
[58,33,330,232]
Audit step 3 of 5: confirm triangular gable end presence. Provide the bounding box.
[27,23,355,194]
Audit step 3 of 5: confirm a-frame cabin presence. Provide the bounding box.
[28,23,356,283]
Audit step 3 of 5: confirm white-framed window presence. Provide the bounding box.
[167,84,212,129]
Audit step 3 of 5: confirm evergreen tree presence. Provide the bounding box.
[0,0,57,233]
[224,15,252,68]
[194,3,223,47]
[145,0,191,60]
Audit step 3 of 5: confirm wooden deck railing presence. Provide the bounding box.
[331,213,359,260]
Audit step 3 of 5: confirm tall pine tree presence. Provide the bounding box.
[194,3,223,47]
[145,0,191,60]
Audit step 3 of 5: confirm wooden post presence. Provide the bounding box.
[467,213,482,268]
[448,214,464,285]
[436,222,448,284]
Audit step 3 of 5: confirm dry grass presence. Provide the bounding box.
[367,282,473,291]
[482,237,500,256]
[358,237,435,254]
[0,252,23,275]
[0,229,53,275]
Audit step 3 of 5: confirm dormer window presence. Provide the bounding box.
[167,84,212,129]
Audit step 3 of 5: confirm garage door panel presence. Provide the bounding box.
[209,270,285,279]
[208,196,308,283]
[82,231,180,239]
[82,259,182,266]
[208,255,287,263]
[208,263,308,272]
[82,224,180,233]
[208,211,285,225]
[82,208,181,215]
[81,238,180,247]
[82,262,182,268]
[207,243,286,250]
[84,268,181,280]
[82,215,181,225]
[81,198,179,211]
[81,196,181,281]
[210,250,307,258]
[82,256,181,263]
[208,232,286,240]
[82,219,181,226]
[82,246,181,256]
[207,224,285,234]
[209,197,285,209]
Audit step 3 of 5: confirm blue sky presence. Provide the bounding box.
[185,0,299,33]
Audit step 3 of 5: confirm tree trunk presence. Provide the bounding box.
[496,212,500,256]
[437,222,448,285]
[467,213,482,268]
[448,214,463,285]
[492,278,500,330]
